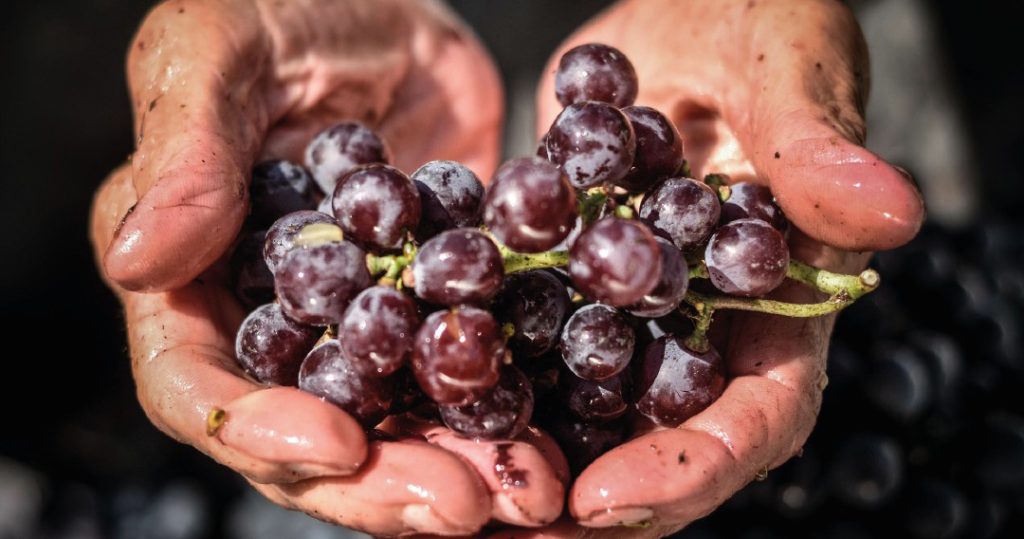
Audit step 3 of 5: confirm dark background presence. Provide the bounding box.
[1,1,1021,537]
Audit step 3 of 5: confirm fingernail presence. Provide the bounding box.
[581,506,655,527]
[401,504,453,535]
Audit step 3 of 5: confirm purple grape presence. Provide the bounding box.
[304,121,390,194]
[617,106,684,192]
[563,369,630,423]
[639,177,721,250]
[439,365,534,440]
[493,270,571,358]
[298,339,393,428]
[705,218,790,297]
[235,303,320,386]
[545,413,625,475]
[263,211,338,274]
[482,157,578,252]
[232,230,275,309]
[626,237,689,318]
[545,101,636,188]
[560,304,635,381]
[568,217,662,306]
[411,307,505,405]
[411,160,485,241]
[331,164,420,252]
[555,43,638,108]
[248,160,319,227]
[412,228,504,306]
[720,181,788,231]
[339,286,419,377]
[275,241,373,325]
[635,336,726,427]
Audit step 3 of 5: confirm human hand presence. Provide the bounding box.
[90,0,571,535]
[492,0,925,536]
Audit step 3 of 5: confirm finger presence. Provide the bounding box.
[740,0,924,251]
[484,516,667,539]
[258,439,492,536]
[568,278,835,529]
[102,0,270,291]
[124,284,367,483]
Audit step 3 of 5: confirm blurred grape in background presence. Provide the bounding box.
[0,0,1020,537]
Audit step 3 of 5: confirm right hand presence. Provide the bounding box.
[90,0,569,535]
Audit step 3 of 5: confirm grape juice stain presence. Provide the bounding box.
[494,443,528,489]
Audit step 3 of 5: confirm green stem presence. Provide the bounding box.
[501,246,570,274]
[785,259,880,299]
[683,289,860,318]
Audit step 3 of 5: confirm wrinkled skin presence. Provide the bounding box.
[90,0,923,537]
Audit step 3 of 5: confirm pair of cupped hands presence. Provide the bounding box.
[89,0,924,536]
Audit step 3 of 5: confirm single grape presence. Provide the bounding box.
[339,286,419,377]
[439,365,534,440]
[634,335,726,427]
[720,181,788,231]
[626,237,689,318]
[545,101,636,188]
[304,121,390,194]
[232,230,275,309]
[493,270,572,358]
[248,159,319,227]
[482,157,578,252]
[235,303,320,386]
[705,218,790,297]
[411,307,504,405]
[275,241,373,325]
[563,369,630,422]
[830,434,904,508]
[412,228,504,306]
[298,339,393,428]
[544,412,625,475]
[617,106,684,192]
[555,43,638,108]
[263,210,339,274]
[568,217,662,306]
[411,160,485,241]
[639,177,721,250]
[560,304,635,381]
[331,164,420,252]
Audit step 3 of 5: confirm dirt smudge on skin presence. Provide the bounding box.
[494,443,528,489]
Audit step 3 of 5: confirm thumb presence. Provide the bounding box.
[103,1,267,291]
[743,1,924,252]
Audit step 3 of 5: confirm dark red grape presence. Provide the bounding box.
[232,230,275,309]
[639,177,721,250]
[720,181,788,231]
[635,335,726,427]
[411,160,485,241]
[545,101,636,188]
[617,106,684,192]
[263,211,338,274]
[626,237,689,318]
[482,157,578,252]
[705,218,790,297]
[339,286,419,377]
[331,164,420,252]
[304,121,390,194]
[235,303,320,386]
[411,307,504,405]
[248,160,319,227]
[568,217,662,306]
[439,365,534,440]
[493,270,571,358]
[560,304,635,381]
[555,43,638,108]
[563,369,630,422]
[298,339,393,428]
[412,228,504,306]
[275,241,373,325]
[545,413,625,475]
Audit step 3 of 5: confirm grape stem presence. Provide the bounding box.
[500,246,570,274]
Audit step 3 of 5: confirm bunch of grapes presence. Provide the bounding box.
[229,43,877,474]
